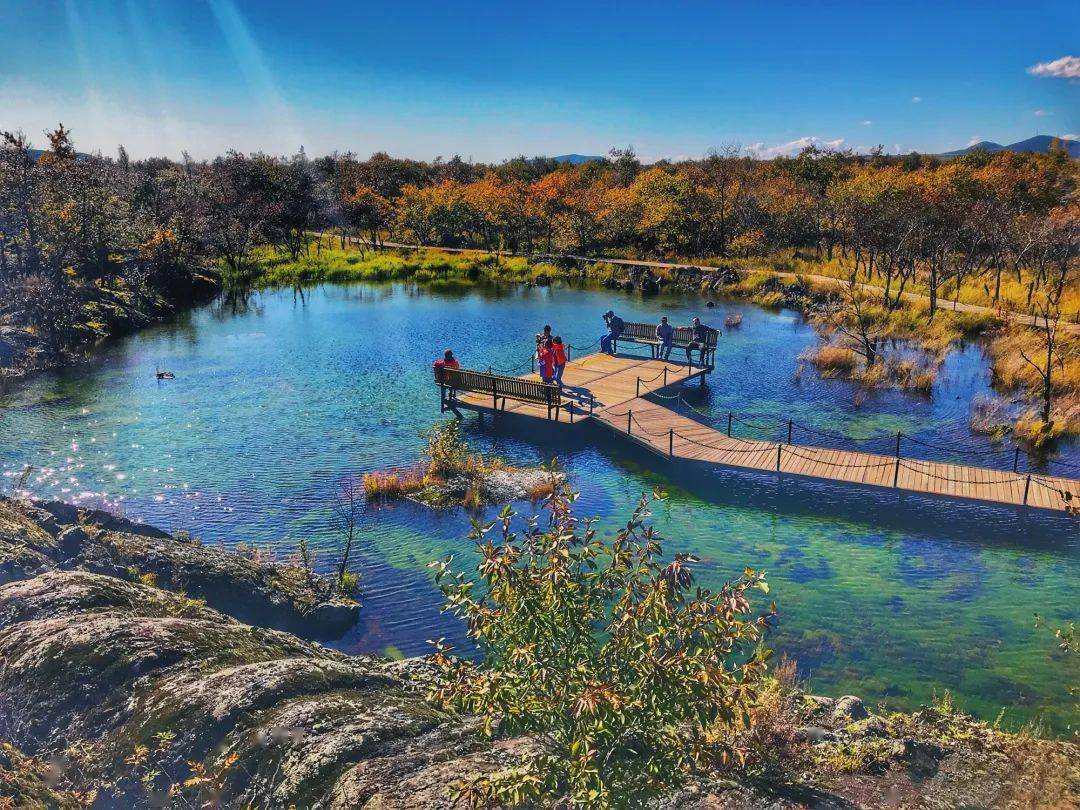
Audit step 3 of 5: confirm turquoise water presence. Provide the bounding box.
[1,281,1077,732]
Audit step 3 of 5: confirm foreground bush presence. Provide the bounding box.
[427,483,774,808]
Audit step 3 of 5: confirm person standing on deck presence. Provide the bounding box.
[600,310,623,355]
[551,336,568,386]
[538,339,556,384]
[656,316,674,360]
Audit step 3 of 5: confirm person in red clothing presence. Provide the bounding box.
[434,349,460,401]
[537,339,555,384]
[433,349,460,370]
[551,336,568,386]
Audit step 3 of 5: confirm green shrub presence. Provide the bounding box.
[428,484,774,808]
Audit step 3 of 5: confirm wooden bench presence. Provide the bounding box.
[614,322,719,366]
[670,325,719,367]
[612,322,661,354]
[434,366,563,420]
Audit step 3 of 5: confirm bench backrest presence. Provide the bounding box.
[434,366,560,406]
[619,321,718,347]
[620,322,656,340]
[672,325,718,347]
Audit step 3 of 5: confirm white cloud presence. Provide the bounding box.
[1063,133,1079,141]
[747,136,847,159]
[911,96,922,103]
[860,120,873,126]
[966,136,984,146]
[1033,109,1050,117]
[1027,55,1080,79]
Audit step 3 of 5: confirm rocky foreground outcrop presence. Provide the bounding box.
[0,570,508,808]
[1,568,1077,808]
[0,496,357,638]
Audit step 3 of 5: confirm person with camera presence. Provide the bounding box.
[600,310,623,355]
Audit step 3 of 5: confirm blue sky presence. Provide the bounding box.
[1,0,1077,161]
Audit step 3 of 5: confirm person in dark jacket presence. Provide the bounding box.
[600,310,624,355]
[685,318,718,366]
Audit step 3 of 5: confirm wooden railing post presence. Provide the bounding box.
[663,367,668,386]
[627,409,632,435]
[1023,475,1031,505]
[895,431,902,458]
[636,377,641,397]
[893,458,900,487]
[669,428,674,457]
[727,413,733,437]
[1013,446,1021,473]
[788,419,793,444]
[589,395,594,415]
[531,355,535,374]
[776,443,782,472]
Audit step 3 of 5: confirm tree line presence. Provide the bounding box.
[1,126,1076,362]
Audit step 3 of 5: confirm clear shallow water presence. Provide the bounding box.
[1,281,1077,732]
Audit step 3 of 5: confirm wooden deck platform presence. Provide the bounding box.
[450,352,1080,513]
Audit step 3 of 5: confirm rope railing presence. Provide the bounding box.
[672,430,780,455]
[896,433,1006,459]
[782,446,896,469]
[896,460,1028,486]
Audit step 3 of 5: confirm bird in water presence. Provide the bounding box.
[155,368,175,380]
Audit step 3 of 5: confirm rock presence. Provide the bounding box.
[847,715,888,738]
[831,695,869,723]
[0,570,508,807]
[793,726,836,744]
[56,524,90,556]
[798,694,836,721]
[0,496,358,639]
[898,738,945,780]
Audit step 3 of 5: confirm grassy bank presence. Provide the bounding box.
[241,240,567,288]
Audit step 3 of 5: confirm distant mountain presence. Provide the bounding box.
[939,141,1005,157]
[938,135,1079,159]
[551,153,605,165]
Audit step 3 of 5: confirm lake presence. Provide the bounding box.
[1,280,1077,732]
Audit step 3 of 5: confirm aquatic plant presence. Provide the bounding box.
[427,483,774,808]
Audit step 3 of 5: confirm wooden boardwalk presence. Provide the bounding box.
[454,353,1080,513]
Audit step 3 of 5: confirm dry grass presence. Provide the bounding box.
[889,358,938,394]
[525,477,556,503]
[998,727,1080,808]
[363,465,426,501]
[987,325,1080,443]
[804,345,860,377]
[461,486,484,511]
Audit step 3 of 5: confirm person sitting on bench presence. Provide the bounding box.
[433,348,459,370]
[600,310,624,355]
[685,318,716,366]
[434,349,460,397]
[656,316,674,360]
